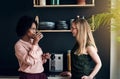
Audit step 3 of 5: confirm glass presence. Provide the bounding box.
[51,0,59,5]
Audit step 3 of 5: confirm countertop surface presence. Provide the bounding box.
[0,75,70,79]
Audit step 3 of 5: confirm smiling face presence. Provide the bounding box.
[71,22,78,37]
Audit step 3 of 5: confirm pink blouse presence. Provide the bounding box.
[14,39,44,73]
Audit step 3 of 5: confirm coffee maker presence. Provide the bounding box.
[49,53,63,72]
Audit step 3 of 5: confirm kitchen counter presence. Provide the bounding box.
[0,76,69,79]
[48,75,69,79]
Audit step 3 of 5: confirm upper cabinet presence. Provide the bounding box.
[33,0,95,7]
[33,0,95,32]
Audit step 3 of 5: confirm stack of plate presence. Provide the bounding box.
[39,22,55,30]
[56,21,68,30]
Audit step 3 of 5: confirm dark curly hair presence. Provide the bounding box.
[16,16,37,37]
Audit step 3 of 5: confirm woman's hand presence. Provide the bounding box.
[42,53,51,64]
[42,53,51,60]
[81,75,93,79]
[33,32,43,45]
[59,71,72,77]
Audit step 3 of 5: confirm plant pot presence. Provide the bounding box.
[77,0,86,5]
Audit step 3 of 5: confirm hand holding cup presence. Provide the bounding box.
[33,32,43,45]
[42,53,51,60]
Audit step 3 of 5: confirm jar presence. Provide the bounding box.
[67,50,71,71]
[51,0,59,5]
[70,19,74,28]
[77,0,86,5]
[40,0,46,6]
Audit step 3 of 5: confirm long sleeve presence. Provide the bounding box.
[14,39,44,73]
[15,44,42,66]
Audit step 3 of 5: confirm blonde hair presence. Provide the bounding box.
[72,18,97,54]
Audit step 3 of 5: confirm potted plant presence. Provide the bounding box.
[88,2,120,32]
[88,13,112,31]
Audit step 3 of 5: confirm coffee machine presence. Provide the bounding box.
[49,53,63,72]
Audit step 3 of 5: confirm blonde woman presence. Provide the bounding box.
[60,16,102,79]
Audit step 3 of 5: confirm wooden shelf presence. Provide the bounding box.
[37,30,71,32]
[34,4,95,7]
